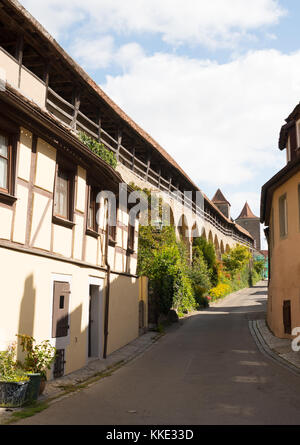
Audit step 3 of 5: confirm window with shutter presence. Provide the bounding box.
[52,281,70,338]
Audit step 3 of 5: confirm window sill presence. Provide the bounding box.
[86,228,99,239]
[52,215,75,229]
[108,237,117,246]
[0,191,17,206]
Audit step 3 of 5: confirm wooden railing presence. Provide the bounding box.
[45,87,252,248]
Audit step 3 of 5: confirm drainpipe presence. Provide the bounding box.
[103,202,111,359]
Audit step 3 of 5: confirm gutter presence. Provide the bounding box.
[103,204,111,359]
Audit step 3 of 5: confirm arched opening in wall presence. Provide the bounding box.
[201,228,207,241]
[220,240,225,256]
[191,222,201,240]
[208,230,213,245]
[161,202,175,228]
[225,244,230,253]
[178,214,190,254]
[214,235,221,260]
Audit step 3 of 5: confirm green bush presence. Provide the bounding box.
[0,343,29,383]
[78,132,117,169]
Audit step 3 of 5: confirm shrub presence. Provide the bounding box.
[17,335,56,379]
[78,132,117,169]
[222,244,251,278]
[209,283,232,301]
[0,343,29,383]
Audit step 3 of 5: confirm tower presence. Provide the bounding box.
[235,202,261,250]
[212,189,231,219]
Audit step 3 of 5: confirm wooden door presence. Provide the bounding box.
[52,281,70,338]
[283,300,291,335]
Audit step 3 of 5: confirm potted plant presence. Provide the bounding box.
[0,343,30,408]
[17,335,56,398]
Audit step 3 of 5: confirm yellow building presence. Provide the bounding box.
[261,101,300,338]
[0,1,147,378]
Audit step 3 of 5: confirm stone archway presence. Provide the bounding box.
[214,234,221,260]
[178,214,191,258]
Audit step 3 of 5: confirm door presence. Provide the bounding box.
[283,300,291,335]
[88,285,101,358]
[52,281,70,338]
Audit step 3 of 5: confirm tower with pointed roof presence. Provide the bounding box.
[212,189,231,219]
[235,202,261,250]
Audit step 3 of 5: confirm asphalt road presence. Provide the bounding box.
[18,281,300,425]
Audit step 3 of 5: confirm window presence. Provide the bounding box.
[287,137,291,163]
[0,130,16,201]
[87,186,98,233]
[54,165,74,223]
[127,216,135,252]
[0,133,9,191]
[279,194,288,238]
[108,200,118,244]
[297,121,300,149]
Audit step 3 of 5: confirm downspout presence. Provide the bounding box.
[103,201,111,359]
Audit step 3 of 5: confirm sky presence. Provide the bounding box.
[19,0,300,248]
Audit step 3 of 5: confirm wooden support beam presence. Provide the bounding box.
[97,111,102,143]
[44,62,50,108]
[158,168,161,189]
[146,156,151,181]
[15,33,23,89]
[116,128,122,161]
[72,88,81,130]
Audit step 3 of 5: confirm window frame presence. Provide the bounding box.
[278,193,288,239]
[296,119,300,149]
[108,201,118,245]
[86,184,100,237]
[0,127,17,205]
[127,216,136,253]
[53,158,75,228]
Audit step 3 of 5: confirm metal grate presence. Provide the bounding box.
[53,349,65,379]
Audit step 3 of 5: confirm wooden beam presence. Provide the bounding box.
[132,147,135,170]
[146,156,151,181]
[44,62,50,108]
[116,128,122,161]
[72,88,80,130]
[15,33,23,88]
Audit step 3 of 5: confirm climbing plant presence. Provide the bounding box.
[78,132,117,169]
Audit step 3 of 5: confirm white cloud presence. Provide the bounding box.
[20,0,285,47]
[102,49,298,187]
[71,36,115,70]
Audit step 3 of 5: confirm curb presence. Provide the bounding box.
[249,320,300,377]
[0,330,164,424]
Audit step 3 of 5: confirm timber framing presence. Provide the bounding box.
[0,0,253,247]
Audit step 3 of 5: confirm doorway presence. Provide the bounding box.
[88,284,103,359]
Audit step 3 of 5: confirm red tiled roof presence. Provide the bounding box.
[212,189,231,205]
[237,202,258,219]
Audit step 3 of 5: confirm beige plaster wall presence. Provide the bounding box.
[107,273,139,355]
[0,48,19,88]
[268,170,300,338]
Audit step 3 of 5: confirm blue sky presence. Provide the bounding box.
[20,1,300,247]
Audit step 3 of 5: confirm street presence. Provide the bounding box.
[18,282,300,425]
